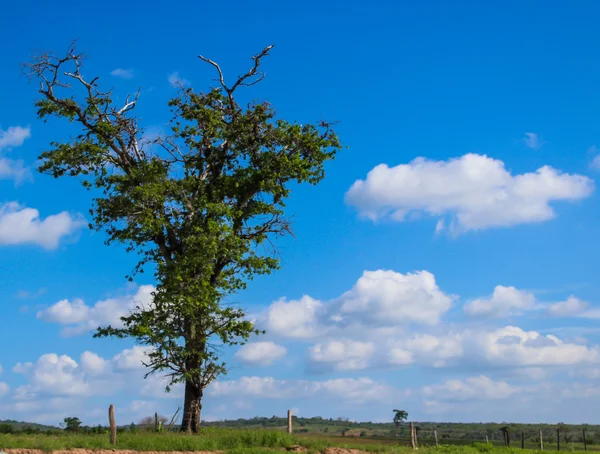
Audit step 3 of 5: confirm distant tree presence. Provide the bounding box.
[500,426,510,446]
[61,417,82,432]
[393,409,408,437]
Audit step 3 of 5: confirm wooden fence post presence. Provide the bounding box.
[410,422,415,449]
[557,428,560,451]
[287,409,293,434]
[486,436,489,444]
[539,429,543,451]
[522,430,525,449]
[434,430,439,447]
[507,430,511,447]
[583,429,587,452]
[108,404,116,445]
[414,427,419,449]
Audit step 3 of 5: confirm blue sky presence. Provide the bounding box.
[2,0,600,426]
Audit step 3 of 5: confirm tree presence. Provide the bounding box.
[393,409,408,437]
[25,43,341,434]
[61,417,82,432]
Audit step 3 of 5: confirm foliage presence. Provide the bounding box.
[393,409,409,426]
[61,417,82,432]
[24,42,341,432]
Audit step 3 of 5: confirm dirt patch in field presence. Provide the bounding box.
[2,449,371,454]
[282,445,307,452]
[322,448,372,454]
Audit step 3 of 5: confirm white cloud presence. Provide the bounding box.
[13,353,90,397]
[112,346,152,372]
[588,145,600,170]
[9,347,163,403]
[0,126,30,150]
[0,126,32,184]
[523,132,541,150]
[335,270,454,326]
[0,202,85,249]
[37,285,155,336]
[235,342,287,366]
[263,295,322,339]
[309,340,376,371]
[400,334,463,367]
[0,158,31,184]
[262,270,454,340]
[80,351,110,376]
[168,72,190,88]
[462,325,600,367]
[423,376,519,401]
[208,376,397,404]
[464,286,537,318]
[345,154,593,234]
[548,296,589,317]
[110,68,134,79]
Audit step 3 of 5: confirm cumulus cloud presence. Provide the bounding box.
[309,340,376,371]
[263,296,322,339]
[12,354,91,397]
[9,347,162,403]
[523,132,541,150]
[462,326,600,368]
[262,270,454,340]
[80,351,110,376]
[548,296,589,317]
[308,332,465,372]
[260,270,600,374]
[208,376,397,404]
[0,125,32,184]
[0,158,31,184]
[464,286,537,318]
[112,346,152,372]
[345,154,593,234]
[0,126,30,150]
[235,342,287,366]
[168,72,190,88]
[110,68,134,79]
[309,326,597,373]
[335,270,454,326]
[423,375,519,401]
[0,202,85,249]
[37,285,155,336]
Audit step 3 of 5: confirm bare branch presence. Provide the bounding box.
[198,44,275,107]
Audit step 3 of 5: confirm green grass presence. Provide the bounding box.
[0,429,590,454]
[0,429,297,452]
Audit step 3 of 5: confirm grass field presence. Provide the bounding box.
[0,429,590,454]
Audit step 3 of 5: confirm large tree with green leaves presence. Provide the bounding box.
[25,43,341,433]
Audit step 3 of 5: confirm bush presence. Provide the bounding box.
[0,424,14,434]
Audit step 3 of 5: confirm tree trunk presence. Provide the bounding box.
[181,380,203,433]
